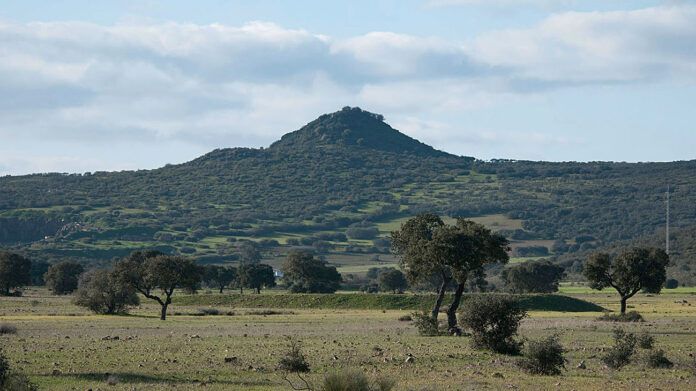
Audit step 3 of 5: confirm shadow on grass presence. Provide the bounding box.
[517,294,605,312]
[175,292,605,312]
[49,372,274,386]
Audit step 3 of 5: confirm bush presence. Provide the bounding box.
[598,311,644,322]
[0,324,17,335]
[1,350,37,391]
[44,261,84,295]
[73,269,139,314]
[322,369,395,391]
[411,311,440,336]
[459,295,526,355]
[645,349,673,368]
[195,308,221,316]
[601,328,637,369]
[277,341,310,374]
[637,332,654,349]
[518,335,566,375]
[664,278,679,289]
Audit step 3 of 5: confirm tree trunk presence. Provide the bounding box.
[219,286,224,294]
[446,282,466,334]
[240,286,243,294]
[620,297,627,314]
[160,302,168,320]
[431,276,450,320]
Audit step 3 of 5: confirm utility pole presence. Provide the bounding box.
[666,185,670,255]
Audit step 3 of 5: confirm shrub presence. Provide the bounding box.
[196,308,221,316]
[73,269,139,314]
[601,328,637,369]
[1,350,37,391]
[459,295,526,355]
[277,341,310,374]
[598,311,644,322]
[664,278,679,289]
[0,324,17,335]
[322,369,395,391]
[645,349,673,368]
[411,312,440,336]
[44,261,84,295]
[518,335,566,375]
[637,332,654,349]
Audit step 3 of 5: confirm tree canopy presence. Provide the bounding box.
[44,260,84,295]
[114,251,202,320]
[0,252,31,295]
[281,250,342,293]
[502,260,566,293]
[584,247,669,314]
[73,269,139,314]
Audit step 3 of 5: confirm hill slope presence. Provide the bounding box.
[1,107,695,283]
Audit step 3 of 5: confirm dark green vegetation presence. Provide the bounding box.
[1,107,695,284]
[0,252,31,295]
[281,250,341,293]
[502,260,566,293]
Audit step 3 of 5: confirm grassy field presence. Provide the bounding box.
[2,288,696,390]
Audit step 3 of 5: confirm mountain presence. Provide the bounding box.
[1,107,696,285]
[269,107,447,157]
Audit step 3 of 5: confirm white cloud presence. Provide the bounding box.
[469,5,696,83]
[0,5,695,173]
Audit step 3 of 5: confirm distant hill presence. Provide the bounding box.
[1,106,695,284]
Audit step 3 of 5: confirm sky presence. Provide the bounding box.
[1,0,695,175]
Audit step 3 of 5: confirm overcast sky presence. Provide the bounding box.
[1,0,695,175]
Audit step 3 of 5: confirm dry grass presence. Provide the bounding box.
[1,288,695,390]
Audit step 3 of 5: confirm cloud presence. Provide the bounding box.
[469,5,696,84]
[0,5,695,173]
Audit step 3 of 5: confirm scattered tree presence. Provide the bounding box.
[281,250,341,293]
[391,214,446,320]
[114,251,202,320]
[584,247,669,314]
[0,252,31,296]
[502,260,566,293]
[392,214,509,332]
[29,259,50,286]
[44,261,84,295]
[378,268,408,293]
[238,263,276,294]
[204,265,237,293]
[73,269,139,314]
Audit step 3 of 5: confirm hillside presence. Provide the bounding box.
[1,106,695,284]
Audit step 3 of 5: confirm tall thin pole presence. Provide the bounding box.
[666,185,670,255]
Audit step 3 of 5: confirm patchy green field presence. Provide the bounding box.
[2,288,696,390]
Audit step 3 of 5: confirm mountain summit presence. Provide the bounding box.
[269,107,449,157]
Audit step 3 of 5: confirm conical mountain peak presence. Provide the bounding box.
[269,107,448,157]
